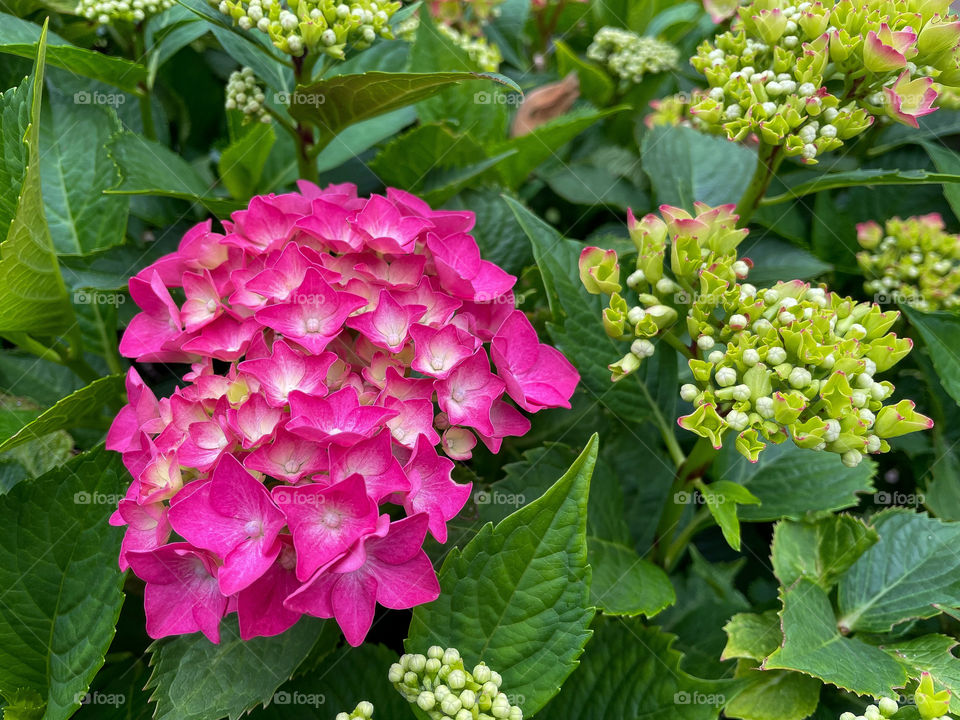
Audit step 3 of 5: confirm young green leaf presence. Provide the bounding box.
[697,480,760,551]
[771,514,879,589]
[588,537,675,617]
[406,435,598,716]
[902,306,960,407]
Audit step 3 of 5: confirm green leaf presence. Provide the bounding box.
[146,617,334,720]
[491,107,625,189]
[443,190,532,276]
[0,72,28,234]
[722,611,782,662]
[0,447,127,720]
[315,106,416,174]
[699,480,760,552]
[764,578,909,697]
[771,514,879,590]
[902,306,960,407]
[742,238,831,286]
[641,125,756,210]
[882,634,960,714]
[253,643,412,719]
[506,196,661,425]
[0,21,74,337]
[106,132,243,215]
[555,40,614,106]
[40,90,128,255]
[921,141,960,221]
[0,374,123,453]
[289,71,520,150]
[540,619,734,720]
[712,442,875,521]
[218,121,275,200]
[588,537,675,617]
[406,436,598,716]
[837,510,960,634]
[724,662,822,720]
[0,15,148,95]
[761,169,960,206]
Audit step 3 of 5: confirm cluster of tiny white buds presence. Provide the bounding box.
[225,67,270,124]
[77,0,171,24]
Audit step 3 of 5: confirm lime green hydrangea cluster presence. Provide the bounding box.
[77,0,171,24]
[396,6,502,71]
[336,702,375,720]
[839,674,953,719]
[389,647,523,720]
[580,203,933,464]
[857,213,960,311]
[437,24,502,71]
[646,91,708,128]
[225,67,271,124]
[212,0,399,57]
[586,27,681,85]
[689,0,960,163]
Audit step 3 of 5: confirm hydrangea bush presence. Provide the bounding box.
[3,2,960,720]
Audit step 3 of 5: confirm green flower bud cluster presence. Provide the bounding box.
[690,0,960,163]
[335,701,375,720]
[211,0,399,58]
[857,213,960,312]
[646,91,709,129]
[77,0,171,25]
[839,674,954,719]
[431,0,504,28]
[680,278,932,464]
[389,646,523,720]
[437,23,502,72]
[581,203,933,462]
[587,27,681,85]
[225,67,271,124]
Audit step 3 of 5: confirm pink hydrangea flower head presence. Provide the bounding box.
[110,185,579,645]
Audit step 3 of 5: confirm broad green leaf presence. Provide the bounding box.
[771,515,878,590]
[761,169,960,206]
[540,619,734,720]
[0,353,85,407]
[0,447,127,720]
[741,238,831,286]
[0,429,72,494]
[289,71,520,150]
[883,635,960,714]
[40,90,128,255]
[484,0,529,67]
[0,374,123,453]
[0,74,28,234]
[902,306,960,407]
[146,617,334,720]
[765,578,908,697]
[253,643,412,719]
[106,132,243,215]
[722,611,782,662]
[922,142,960,221]
[0,15,147,95]
[555,40,614,106]
[837,510,960,633]
[315,106,416,173]
[712,442,875,521]
[870,110,960,155]
[588,537,675,617]
[491,107,625,189]
[408,10,511,145]
[699,480,760,551]
[657,548,750,679]
[0,22,74,337]
[218,121,275,200]
[724,662,822,720]
[407,436,598,716]
[541,143,650,211]
[641,125,756,210]
[506,196,661,425]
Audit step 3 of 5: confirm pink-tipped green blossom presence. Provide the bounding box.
[109,184,579,645]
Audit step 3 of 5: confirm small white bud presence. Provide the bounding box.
[697,335,716,350]
[732,384,751,401]
[708,350,725,364]
[715,366,737,387]
[631,339,655,358]
[788,367,812,389]
[626,269,645,288]
[842,449,863,468]
[680,384,699,402]
[766,347,787,365]
[743,349,760,366]
[729,313,748,330]
[627,306,646,325]
[755,396,775,418]
[726,410,750,431]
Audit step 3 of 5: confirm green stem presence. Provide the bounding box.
[2,333,65,365]
[291,54,318,184]
[660,330,694,360]
[662,508,712,572]
[92,302,125,375]
[734,142,782,227]
[653,437,718,566]
[134,24,157,141]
